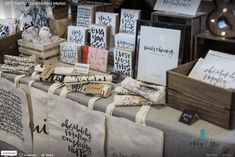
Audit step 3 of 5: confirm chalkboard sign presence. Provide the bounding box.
[114,48,134,77]
[77,5,95,27]
[90,24,110,50]
[179,110,199,125]
[96,12,119,35]
[119,9,141,36]
[154,0,201,16]
[60,42,81,65]
[67,26,88,46]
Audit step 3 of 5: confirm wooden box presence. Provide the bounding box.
[151,11,207,61]
[195,31,235,59]
[18,38,65,64]
[0,33,21,64]
[167,60,235,129]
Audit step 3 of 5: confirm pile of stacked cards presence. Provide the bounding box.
[31,64,113,98]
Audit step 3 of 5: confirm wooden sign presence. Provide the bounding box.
[119,9,141,36]
[67,26,88,46]
[154,0,201,16]
[60,42,81,65]
[114,48,133,77]
[90,24,110,50]
[77,5,95,27]
[96,12,119,35]
[137,26,181,85]
[88,46,108,72]
[115,33,136,50]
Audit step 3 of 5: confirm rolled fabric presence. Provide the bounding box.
[4,55,37,67]
[121,77,166,104]
[1,64,34,75]
[114,95,154,106]
[114,86,136,95]
[66,83,112,98]
[31,71,113,83]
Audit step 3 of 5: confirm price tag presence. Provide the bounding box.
[74,63,90,74]
[85,84,104,95]
[179,110,199,125]
[40,65,55,79]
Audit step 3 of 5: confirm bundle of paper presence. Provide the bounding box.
[188,50,235,89]
[1,55,37,75]
[31,64,113,97]
[114,77,166,106]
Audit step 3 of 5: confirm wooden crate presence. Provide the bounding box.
[195,31,235,59]
[167,60,235,129]
[0,33,21,64]
[18,38,65,64]
[152,11,207,61]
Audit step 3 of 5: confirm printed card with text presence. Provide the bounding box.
[60,42,81,65]
[77,5,95,27]
[137,26,181,85]
[188,50,235,89]
[115,33,136,50]
[119,9,141,36]
[114,48,134,77]
[154,0,201,16]
[0,19,15,39]
[96,12,119,35]
[90,24,110,50]
[67,26,88,46]
[88,46,108,72]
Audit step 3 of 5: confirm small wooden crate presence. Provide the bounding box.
[167,60,235,129]
[152,11,207,61]
[18,38,65,64]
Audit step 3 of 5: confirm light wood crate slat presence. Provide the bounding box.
[19,47,59,59]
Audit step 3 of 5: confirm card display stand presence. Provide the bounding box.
[18,38,65,65]
[0,33,21,64]
[167,60,235,129]
[194,31,235,59]
[151,11,207,61]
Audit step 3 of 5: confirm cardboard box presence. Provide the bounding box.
[167,60,235,129]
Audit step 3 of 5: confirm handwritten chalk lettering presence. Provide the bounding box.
[114,48,132,76]
[97,15,112,25]
[90,26,107,49]
[120,9,140,35]
[77,6,93,27]
[202,66,235,88]
[0,88,24,141]
[143,46,174,58]
[88,47,108,72]
[60,43,79,64]
[163,0,192,7]
[61,119,92,157]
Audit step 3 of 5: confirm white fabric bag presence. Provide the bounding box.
[47,94,105,157]
[107,116,164,157]
[30,87,49,155]
[0,79,32,153]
